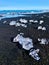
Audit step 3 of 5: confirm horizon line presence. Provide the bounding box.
[0,9,49,11]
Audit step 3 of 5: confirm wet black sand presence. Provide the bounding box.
[0,12,49,65]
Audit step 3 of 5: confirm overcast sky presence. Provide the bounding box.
[0,0,49,10]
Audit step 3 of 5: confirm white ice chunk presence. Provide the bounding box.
[38,38,41,41]
[13,34,40,60]
[20,33,24,35]
[13,34,33,50]
[9,21,16,25]
[19,18,27,23]
[39,20,44,24]
[34,20,38,23]
[21,24,27,28]
[38,26,42,30]
[29,49,40,60]
[29,20,38,23]
[40,39,48,44]
[38,26,46,30]
[38,38,48,44]
[22,38,33,50]
[15,23,27,28]
[15,23,21,27]
[42,27,46,30]
[3,21,7,24]
[29,20,34,23]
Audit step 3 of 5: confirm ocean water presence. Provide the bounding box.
[0,10,48,14]
[0,10,49,19]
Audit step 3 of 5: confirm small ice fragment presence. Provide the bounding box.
[38,26,46,30]
[29,49,40,60]
[42,27,46,30]
[15,23,27,28]
[15,23,21,27]
[39,20,44,24]
[19,18,27,23]
[3,21,7,24]
[9,21,16,25]
[21,24,27,28]
[20,33,24,35]
[29,20,34,23]
[38,38,41,41]
[38,26,42,30]
[34,20,38,23]
[29,20,38,23]
[40,39,48,44]
[13,34,33,50]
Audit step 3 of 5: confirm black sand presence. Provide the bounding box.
[0,12,49,65]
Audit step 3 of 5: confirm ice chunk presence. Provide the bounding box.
[15,23,27,28]
[38,26,46,30]
[38,38,48,44]
[9,21,16,25]
[13,34,40,60]
[3,21,7,24]
[39,20,44,24]
[29,20,38,23]
[29,20,34,23]
[20,33,24,35]
[13,34,33,50]
[34,20,38,23]
[22,38,33,50]
[21,24,27,28]
[38,26,42,30]
[15,22,21,27]
[19,18,27,23]
[42,27,46,30]
[38,38,41,41]
[40,39,48,44]
[29,49,40,60]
